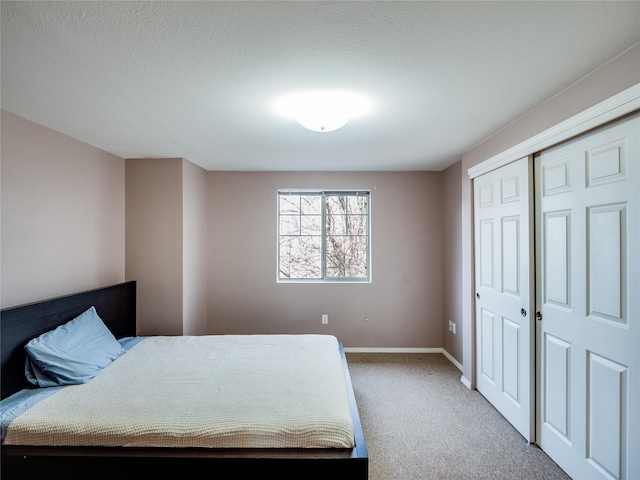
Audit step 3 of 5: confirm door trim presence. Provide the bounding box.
[468,83,639,180]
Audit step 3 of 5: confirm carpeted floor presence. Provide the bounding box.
[346,353,571,480]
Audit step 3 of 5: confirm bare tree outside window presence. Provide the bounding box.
[278,191,370,281]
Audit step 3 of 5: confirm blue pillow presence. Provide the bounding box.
[24,306,126,387]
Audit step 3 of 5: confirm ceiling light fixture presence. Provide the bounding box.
[274,90,373,133]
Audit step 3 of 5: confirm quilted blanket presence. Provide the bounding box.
[4,334,355,449]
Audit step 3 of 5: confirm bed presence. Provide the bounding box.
[0,281,368,479]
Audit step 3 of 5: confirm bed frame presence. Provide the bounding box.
[1,281,368,479]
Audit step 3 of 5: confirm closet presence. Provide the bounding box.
[471,109,639,479]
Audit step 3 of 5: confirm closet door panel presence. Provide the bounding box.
[536,113,639,480]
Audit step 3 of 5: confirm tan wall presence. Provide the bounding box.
[182,159,208,335]
[207,171,443,348]
[441,160,462,363]
[457,43,640,384]
[0,110,125,308]
[2,120,440,348]
[125,158,183,335]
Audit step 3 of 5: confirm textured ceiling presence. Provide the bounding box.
[1,1,639,171]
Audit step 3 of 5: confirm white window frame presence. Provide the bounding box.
[277,189,371,283]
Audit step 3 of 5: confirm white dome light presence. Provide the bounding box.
[274,90,373,133]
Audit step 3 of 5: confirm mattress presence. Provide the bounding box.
[3,334,355,449]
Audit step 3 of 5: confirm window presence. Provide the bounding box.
[278,190,370,282]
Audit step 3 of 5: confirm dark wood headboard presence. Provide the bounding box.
[0,281,136,399]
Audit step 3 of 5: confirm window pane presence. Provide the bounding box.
[326,195,368,215]
[348,215,368,235]
[345,195,368,213]
[325,196,347,215]
[301,215,322,235]
[279,195,300,215]
[326,235,368,277]
[279,215,301,235]
[279,236,322,279]
[300,195,322,215]
[327,214,367,235]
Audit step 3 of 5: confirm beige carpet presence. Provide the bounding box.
[346,353,571,480]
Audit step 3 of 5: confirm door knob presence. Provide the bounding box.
[521,308,527,317]
[536,312,543,321]
[476,293,480,300]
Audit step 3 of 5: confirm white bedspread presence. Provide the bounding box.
[4,334,355,449]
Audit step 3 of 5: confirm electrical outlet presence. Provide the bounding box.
[452,322,457,334]
[322,314,328,325]
[448,320,452,331]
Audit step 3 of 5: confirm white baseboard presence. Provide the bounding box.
[343,347,442,354]
[460,375,472,390]
[441,349,463,372]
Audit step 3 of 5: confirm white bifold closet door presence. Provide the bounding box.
[473,156,534,442]
[535,113,639,480]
